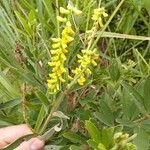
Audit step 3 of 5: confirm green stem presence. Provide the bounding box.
[40,67,86,134]
[39,92,65,134]
[56,0,60,37]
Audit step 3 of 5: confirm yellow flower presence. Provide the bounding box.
[91,60,97,66]
[48,61,57,66]
[85,68,92,75]
[69,49,99,86]
[60,7,70,14]
[51,49,62,55]
[48,11,75,94]
[49,73,57,78]
[77,75,86,85]
[68,75,73,80]
[51,38,61,42]
[72,67,81,74]
[92,7,108,27]
[62,36,74,44]
[62,26,75,36]
[66,21,71,27]
[72,7,82,15]
[52,43,61,49]
[67,4,82,15]
[67,3,74,10]
[57,16,67,22]
[47,79,57,84]
[59,76,66,82]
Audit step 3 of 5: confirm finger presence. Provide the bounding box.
[0,124,32,148]
[19,138,44,150]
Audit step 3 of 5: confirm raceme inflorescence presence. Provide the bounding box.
[47,3,108,94]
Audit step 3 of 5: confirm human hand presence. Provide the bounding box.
[0,124,44,150]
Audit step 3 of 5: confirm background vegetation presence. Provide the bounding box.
[0,0,150,149]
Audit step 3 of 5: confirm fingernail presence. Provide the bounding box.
[30,142,39,150]
[30,139,44,150]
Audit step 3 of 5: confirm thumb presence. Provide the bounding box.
[0,124,32,148]
[18,138,44,150]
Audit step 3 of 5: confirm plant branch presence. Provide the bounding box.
[133,114,150,124]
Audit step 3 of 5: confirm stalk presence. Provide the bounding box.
[56,0,60,37]
[39,92,65,134]
[40,67,86,134]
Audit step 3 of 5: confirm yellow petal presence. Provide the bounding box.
[51,56,59,61]
[72,7,82,15]
[60,7,70,14]
[66,21,72,27]
[77,76,86,85]
[68,75,73,80]
[85,68,92,75]
[51,38,61,42]
[77,54,82,59]
[67,3,74,10]
[57,16,67,22]
[48,61,56,66]
[52,43,60,49]
[59,76,66,82]
[51,49,62,55]
[92,60,97,66]
[49,73,57,78]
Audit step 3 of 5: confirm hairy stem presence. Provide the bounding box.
[39,92,65,134]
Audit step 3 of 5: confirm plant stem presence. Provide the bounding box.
[39,92,65,134]
[133,114,150,124]
[40,67,86,134]
[40,0,62,134]
[56,0,60,37]
[22,83,34,133]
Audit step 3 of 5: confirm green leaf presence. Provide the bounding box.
[69,145,81,150]
[0,73,20,98]
[121,89,140,120]
[0,120,13,127]
[15,11,32,35]
[109,60,120,82]
[98,143,106,150]
[94,100,114,126]
[116,118,135,128]
[143,76,150,113]
[44,145,63,150]
[53,111,69,119]
[0,98,20,109]
[143,0,150,16]
[134,127,150,150]
[42,0,56,26]
[118,0,142,33]
[63,132,85,144]
[35,90,49,107]
[85,120,101,143]
[87,139,98,149]
[28,9,36,26]
[34,105,47,133]
[101,128,114,148]
[122,82,147,115]
[19,0,34,10]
